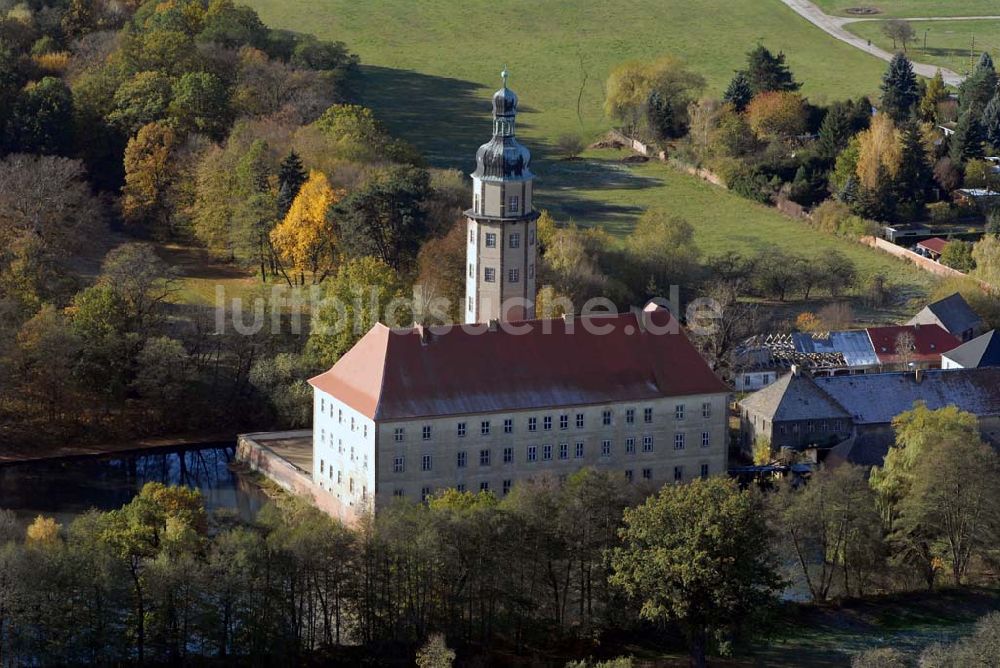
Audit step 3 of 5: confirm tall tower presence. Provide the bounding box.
[465,67,538,324]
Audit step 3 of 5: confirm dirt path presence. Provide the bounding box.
[779,0,1000,86]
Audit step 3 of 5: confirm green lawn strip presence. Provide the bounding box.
[814,1,1000,19]
[847,19,1000,77]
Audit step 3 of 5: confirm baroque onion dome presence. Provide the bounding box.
[472,67,533,181]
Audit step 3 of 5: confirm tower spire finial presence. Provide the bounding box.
[501,65,509,88]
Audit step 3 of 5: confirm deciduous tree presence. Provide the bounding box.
[270,170,341,283]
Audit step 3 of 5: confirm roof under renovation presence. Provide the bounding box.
[309,308,729,421]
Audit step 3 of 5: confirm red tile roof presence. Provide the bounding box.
[865,324,961,366]
[917,237,948,255]
[309,307,729,421]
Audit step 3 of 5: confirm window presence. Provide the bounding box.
[643,435,654,452]
[674,466,684,482]
[509,232,520,248]
[320,429,325,443]
[702,402,712,419]
[508,268,519,283]
[576,413,584,428]
[528,417,537,432]
[469,228,475,243]
[484,267,496,282]
[480,449,491,466]
[473,193,480,212]
[808,421,815,433]
[700,463,709,479]
[528,229,536,245]
[350,446,355,461]
[508,195,519,212]
[601,440,611,456]
[394,427,405,442]
[674,433,685,450]
[528,263,535,279]
[350,417,355,431]
[625,408,635,425]
[422,454,432,471]
[503,446,513,463]
[559,443,568,460]
[393,489,404,498]
[527,445,537,462]
[575,442,584,458]
[543,444,552,461]
[642,468,652,480]
[485,232,497,248]
[480,481,490,492]
[393,456,405,473]
[701,432,710,448]
[457,422,467,437]
[602,410,612,426]
[675,404,685,420]
[337,470,341,483]
[338,409,343,424]
[320,459,325,474]
[481,420,491,436]
[543,416,552,431]
[468,296,473,312]
[457,483,466,493]
[468,263,474,278]
[422,425,432,441]
[626,437,636,454]
[504,418,513,434]
[362,485,367,499]
[821,420,828,432]
[625,469,634,482]
[457,451,467,468]
[421,487,431,502]
[644,407,653,424]
[559,414,568,430]
[349,478,354,493]
[364,425,368,438]
[320,397,325,413]
[503,479,512,496]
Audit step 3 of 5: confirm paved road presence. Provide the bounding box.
[779,0,1000,86]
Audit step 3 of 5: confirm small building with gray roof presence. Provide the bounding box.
[907,292,985,343]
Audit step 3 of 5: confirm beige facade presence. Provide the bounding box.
[374,393,728,504]
[465,213,537,324]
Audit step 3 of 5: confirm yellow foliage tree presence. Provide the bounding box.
[795,312,822,332]
[26,515,62,547]
[856,114,902,190]
[270,171,342,284]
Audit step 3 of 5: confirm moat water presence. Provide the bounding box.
[0,443,267,524]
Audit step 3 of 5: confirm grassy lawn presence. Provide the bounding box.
[246,0,890,167]
[244,0,936,312]
[543,149,935,316]
[847,19,1000,76]
[814,1,1000,18]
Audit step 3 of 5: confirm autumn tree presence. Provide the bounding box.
[919,70,948,122]
[940,240,975,272]
[122,121,179,230]
[643,56,706,140]
[972,234,1000,286]
[745,91,807,139]
[623,210,700,299]
[414,219,466,324]
[880,53,919,122]
[611,477,782,668]
[896,429,1000,586]
[604,61,650,135]
[270,170,341,284]
[855,113,902,190]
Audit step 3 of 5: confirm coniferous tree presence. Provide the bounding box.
[723,71,753,112]
[950,107,987,164]
[880,53,920,122]
[742,44,800,95]
[895,122,933,215]
[983,92,1000,150]
[276,150,307,215]
[817,102,856,160]
[853,162,896,221]
[959,53,998,114]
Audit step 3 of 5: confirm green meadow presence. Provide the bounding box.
[813,1,1000,18]
[244,0,935,305]
[848,19,1000,76]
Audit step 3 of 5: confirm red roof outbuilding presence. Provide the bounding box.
[309,307,729,421]
[917,237,948,255]
[865,324,961,366]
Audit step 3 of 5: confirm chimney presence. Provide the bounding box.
[914,367,923,383]
[488,319,499,332]
[791,364,800,377]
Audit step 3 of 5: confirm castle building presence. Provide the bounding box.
[307,71,730,524]
[465,69,539,324]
